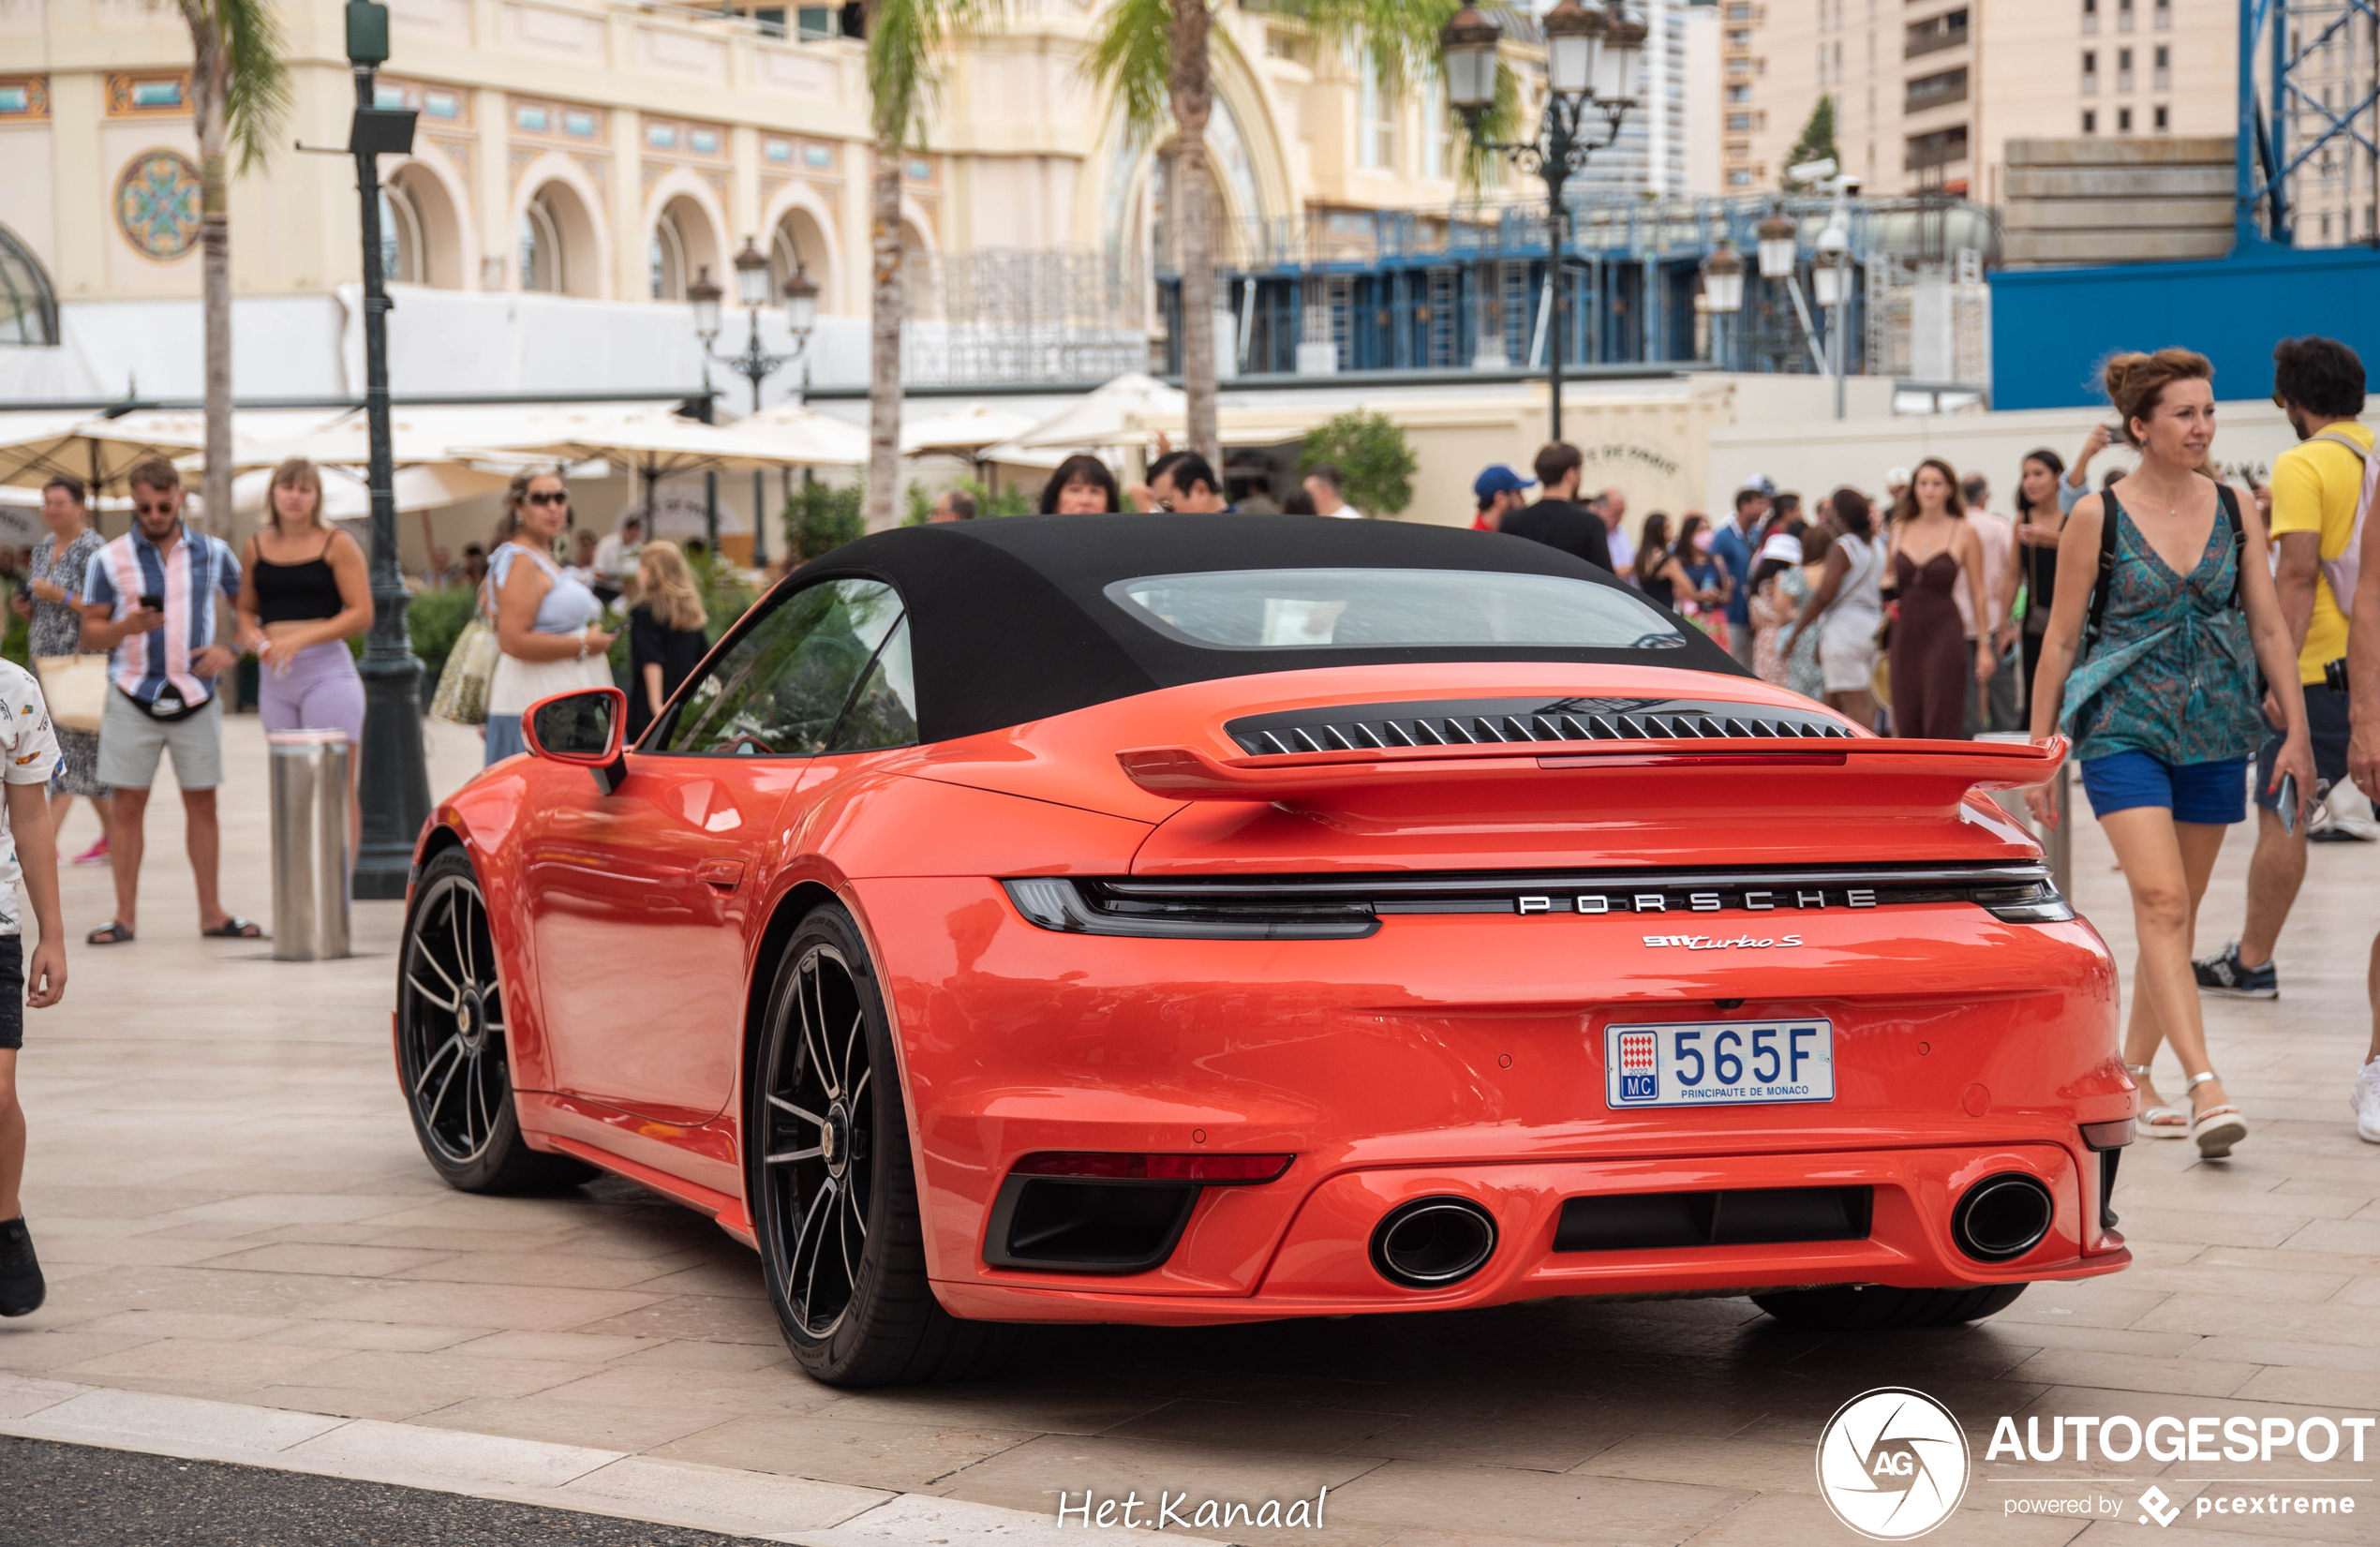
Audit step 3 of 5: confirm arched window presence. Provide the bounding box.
[651,210,689,301]
[0,224,58,347]
[770,208,833,313]
[379,183,425,284]
[521,195,565,293]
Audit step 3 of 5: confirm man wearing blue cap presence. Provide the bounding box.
[1471,465,1535,531]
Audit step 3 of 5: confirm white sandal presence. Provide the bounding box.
[2130,1064,2188,1139]
[2186,1070,2249,1158]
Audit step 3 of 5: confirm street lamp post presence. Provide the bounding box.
[343,0,432,902]
[1441,1,1644,445]
[691,239,816,568]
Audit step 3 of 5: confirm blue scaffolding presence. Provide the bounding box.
[1153,195,2000,380]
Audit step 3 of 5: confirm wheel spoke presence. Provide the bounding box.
[407,972,457,1012]
[839,1010,863,1104]
[447,892,470,989]
[792,1176,837,1324]
[766,1093,824,1125]
[843,1174,869,1241]
[425,1044,465,1126]
[462,891,484,984]
[413,1034,463,1097]
[800,979,836,1100]
[471,1049,495,1153]
[414,945,461,998]
[838,1185,858,1285]
[847,1067,870,1111]
[765,1145,824,1165]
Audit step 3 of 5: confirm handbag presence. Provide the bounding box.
[431,615,500,727]
[33,654,112,735]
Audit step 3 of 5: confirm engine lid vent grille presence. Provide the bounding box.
[1226,696,1852,758]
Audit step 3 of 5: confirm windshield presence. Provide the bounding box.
[1107,568,1686,651]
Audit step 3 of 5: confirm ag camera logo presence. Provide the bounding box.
[1816,1388,1971,1540]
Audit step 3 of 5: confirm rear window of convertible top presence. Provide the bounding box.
[1105,568,1687,651]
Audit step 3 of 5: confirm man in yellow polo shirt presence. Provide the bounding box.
[2196,336,2370,1018]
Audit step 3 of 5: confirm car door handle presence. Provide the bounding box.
[696,859,746,891]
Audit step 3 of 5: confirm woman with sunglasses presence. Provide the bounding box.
[483,469,614,766]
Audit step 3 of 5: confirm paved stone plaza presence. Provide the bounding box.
[2,716,2375,1545]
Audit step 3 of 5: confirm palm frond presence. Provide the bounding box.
[216,0,291,174]
[868,0,1003,148]
[1083,0,1175,152]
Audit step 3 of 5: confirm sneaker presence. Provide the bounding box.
[0,1216,42,1316]
[70,836,108,866]
[2194,942,2278,1000]
[2355,1060,2380,1145]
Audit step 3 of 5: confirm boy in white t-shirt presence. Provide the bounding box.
[0,659,68,1316]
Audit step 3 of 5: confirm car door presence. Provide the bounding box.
[520,577,915,1124]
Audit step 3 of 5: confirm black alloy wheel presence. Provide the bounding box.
[750,903,1013,1386]
[396,849,592,1193]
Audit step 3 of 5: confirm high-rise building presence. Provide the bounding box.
[1732,0,2239,210]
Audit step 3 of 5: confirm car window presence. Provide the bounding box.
[657,579,905,756]
[826,618,917,752]
[1107,568,1685,651]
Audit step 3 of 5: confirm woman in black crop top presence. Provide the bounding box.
[235,459,374,855]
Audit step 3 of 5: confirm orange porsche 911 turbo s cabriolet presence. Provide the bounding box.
[395,514,2133,1386]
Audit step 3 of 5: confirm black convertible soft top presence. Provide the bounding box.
[785,514,1748,743]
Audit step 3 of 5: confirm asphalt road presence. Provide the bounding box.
[0,1435,768,1547]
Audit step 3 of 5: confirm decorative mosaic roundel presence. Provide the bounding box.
[115,151,202,260]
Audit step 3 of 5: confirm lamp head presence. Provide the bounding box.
[1439,5,1504,115]
[732,237,769,308]
[1595,5,1648,105]
[1542,0,1604,101]
[687,264,722,340]
[1700,243,1745,315]
[783,266,819,336]
[1755,208,1799,278]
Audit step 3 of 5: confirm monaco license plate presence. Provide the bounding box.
[1605,1019,1836,1108]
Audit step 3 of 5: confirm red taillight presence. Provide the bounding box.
[1012,1152,1294,1183]
[2079,1119,2134,1151]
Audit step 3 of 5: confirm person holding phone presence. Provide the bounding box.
[76,459,259,945]
[2025,350,2314,1158]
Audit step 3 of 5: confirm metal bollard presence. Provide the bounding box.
[270,730,351,960]
[1978,733,2073,900]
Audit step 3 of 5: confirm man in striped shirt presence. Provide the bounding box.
[77,460,259,944]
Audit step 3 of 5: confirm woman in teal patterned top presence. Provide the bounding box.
[2028,349,2314,1162]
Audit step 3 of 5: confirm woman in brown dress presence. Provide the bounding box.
[1884,458,1995,737]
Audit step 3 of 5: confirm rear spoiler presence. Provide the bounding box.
[1117,736,2067,804]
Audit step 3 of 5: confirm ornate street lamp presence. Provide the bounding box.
[693,237,816,568]
[1812,221,1853,417]
[1699,244,1745,315]
[1442,1,1642,444]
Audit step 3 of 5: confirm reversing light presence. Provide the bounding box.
[1013,1152,1294,1184]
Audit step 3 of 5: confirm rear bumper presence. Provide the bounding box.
[932,1141,2127,1325]
[852,876,2127,1322]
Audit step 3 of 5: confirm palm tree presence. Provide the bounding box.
[1087,2,1517,470]
[175,0,290,537]
[863,1,995,531]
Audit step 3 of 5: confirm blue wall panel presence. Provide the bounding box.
[1989,244,2380,410]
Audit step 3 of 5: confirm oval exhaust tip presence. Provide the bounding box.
[1952,1172,2054,1263]
[1370,1197,1498,1288]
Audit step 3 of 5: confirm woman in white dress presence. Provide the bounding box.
[1784,486,1884,729]
[483,469,616,765]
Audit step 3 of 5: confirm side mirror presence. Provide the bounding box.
[523,686,629,794]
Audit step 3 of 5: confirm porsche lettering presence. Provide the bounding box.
[1522,888,1878,915]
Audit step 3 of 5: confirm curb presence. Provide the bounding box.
[0,1374,1210,1546]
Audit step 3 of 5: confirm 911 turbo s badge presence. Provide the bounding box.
[1643,933,1805,949]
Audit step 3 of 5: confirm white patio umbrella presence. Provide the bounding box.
[457,410,846,537]
[900,404,1040,460]
[0,409,213,494]
[231,462,508,519]
[1011,373,1186,452]
[734,401,870,467]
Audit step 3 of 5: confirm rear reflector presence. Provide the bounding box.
[1011,1152,1294,1183]
[2078,1119,2134,1151]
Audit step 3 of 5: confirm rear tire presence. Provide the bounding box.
[396,848,596,1194]
[1751,1283,2027,1331]
[748,903,1015,1387]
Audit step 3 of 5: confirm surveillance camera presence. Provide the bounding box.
[1837,173,1863,195]
[1787,156,1838,185]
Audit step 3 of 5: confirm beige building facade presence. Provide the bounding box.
[0,0,1500,401]
[1726,0,2236,209]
